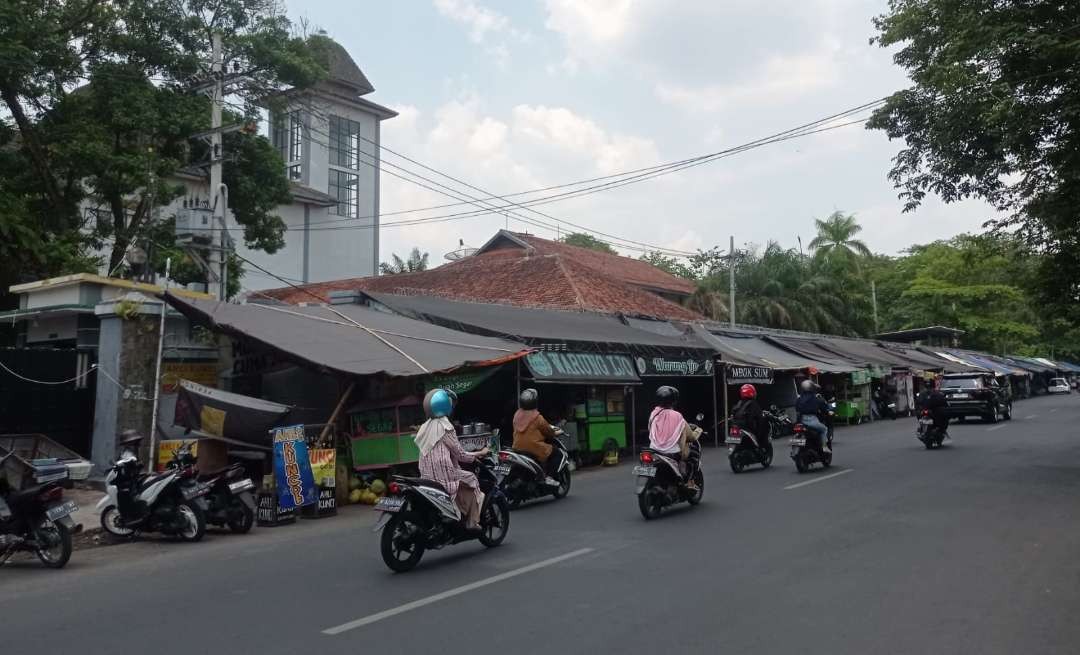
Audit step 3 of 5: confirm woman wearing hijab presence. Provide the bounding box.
[414,388,489,530]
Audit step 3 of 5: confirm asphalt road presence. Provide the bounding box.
[4,394,1080,655]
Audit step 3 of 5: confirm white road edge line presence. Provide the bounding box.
[1024,415,1038,420]
[322,548,595,635]
[783,469,854,490]
[987,424,1008,432]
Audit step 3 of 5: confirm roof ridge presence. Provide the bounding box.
[553,255,587,310]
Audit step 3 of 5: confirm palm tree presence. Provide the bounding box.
[808,211,872,264]
[379,248,430,275]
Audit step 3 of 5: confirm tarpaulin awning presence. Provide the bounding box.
[368,292,712,352]
[173,380,291,446]
[947,351,1027,377]
[762,336,864,373]
[165,293,530,378]
[523,351,640,384]
[696,329,852,373]
[931,350,989,371]
[1001,356,1056,375]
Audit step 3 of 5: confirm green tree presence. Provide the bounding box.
[559,232,617,254]
[639,251,697,280]
[380,248,430,275]
[0,0,328,301]
[867,0,1080,305]
[808,211,872,264]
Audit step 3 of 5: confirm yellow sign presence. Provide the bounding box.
[200,406,226,437]
[162,362,218,392]
[308,449,337,487]
[157,439,197,471]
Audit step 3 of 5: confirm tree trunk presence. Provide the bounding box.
[0,80,66,223]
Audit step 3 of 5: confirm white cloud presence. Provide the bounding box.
[511,104,658,174]
[655,49,841,113]
[544,0,637,45]
[433,0,511,44]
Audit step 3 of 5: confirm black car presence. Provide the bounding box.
[940,373,1013,423]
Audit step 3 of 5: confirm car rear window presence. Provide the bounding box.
[1051,378,1067,386]
[942,378,980,389]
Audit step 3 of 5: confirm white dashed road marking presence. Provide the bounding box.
[783,469,854,490]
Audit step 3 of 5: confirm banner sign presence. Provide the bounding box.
[634,355,714,377]
[726,364,775,385]
[525,351,639,384]
[424,368,498,395]
[308,448,337,488]
[272,425,317,509]
[174,380,291,446]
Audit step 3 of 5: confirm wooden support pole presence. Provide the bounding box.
[318,381,356,445]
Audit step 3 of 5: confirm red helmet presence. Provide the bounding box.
[739,384,757,399]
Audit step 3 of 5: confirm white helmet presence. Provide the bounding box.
[800,379,819,393]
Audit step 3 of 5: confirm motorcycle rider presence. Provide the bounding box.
[415,388,489,530]
[732,383,772,457]
[647,386,703,489]
[511,388,559,484]
[924,381,951,443]
[795,379,831,453]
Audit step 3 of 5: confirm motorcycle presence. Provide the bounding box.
[96,437,207,542]
[725,423,773,473]
[790,421,833,473]
[0,453,81,569]
[497,427,572,507]
[373,455,509,572]
[916,409,948,449]
[169,446,256,533]
[634,414,706,520]
[874,396,898,420]
[763,405,793,439]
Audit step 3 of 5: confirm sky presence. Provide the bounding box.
[284,0,996,264]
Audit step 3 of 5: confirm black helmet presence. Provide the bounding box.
[117,430,144,447]
[519,388,538,410]
[656,385,679,408]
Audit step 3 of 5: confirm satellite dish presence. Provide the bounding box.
[444,238,478,261]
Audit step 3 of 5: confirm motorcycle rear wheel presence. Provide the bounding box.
[761,448,773,469]
[638,484,663,520]
[227,502,255,534]
[33,520,72,569]
[687,471,705,506]
[729,455,744,474]
[380,512,425,572]
[794,453,809,474]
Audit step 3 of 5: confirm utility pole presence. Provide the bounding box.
[729,235,736,328]
[871,280,879,334]
[209,31,227,300]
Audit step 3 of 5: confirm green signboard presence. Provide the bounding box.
[525,351,639,384]
[424,368,498,395]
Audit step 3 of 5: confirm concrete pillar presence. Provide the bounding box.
[90,293,163,472]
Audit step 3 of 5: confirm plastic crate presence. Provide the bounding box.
[0,434,91,481]
[1,449,69,490]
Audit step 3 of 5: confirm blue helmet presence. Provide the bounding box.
[424,388,455,419]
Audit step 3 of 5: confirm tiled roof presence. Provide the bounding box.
[259,249,702,321]
[479,231,697,296]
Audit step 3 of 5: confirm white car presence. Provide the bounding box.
[1048,378,1071,394]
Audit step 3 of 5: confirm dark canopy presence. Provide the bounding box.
[164,294,529,378]
[695,328,859,373]
[367,292,711,353]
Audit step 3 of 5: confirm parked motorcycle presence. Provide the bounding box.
[169,446,256,533]
[916,409,948,449]
[726,423,773,473]
[874,397,898,420]
[96,435,206,542]
[497,427,572,507]
[634,414,706,519]
[0,453,81,568]
[763,404,793,439]
[790,422,833,473]
[373,455,509,572]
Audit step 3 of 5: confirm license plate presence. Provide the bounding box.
[951,393,970,399]
[633,465,656,478]
[374,496,405,513]
[45,500,78,522]
[493,464,511,476]
[460,436,490,451]
[790,437,807,446]
[228,479,255,494]
[725,437,742,445]
[919,418,933,425]
[182,483,211,500]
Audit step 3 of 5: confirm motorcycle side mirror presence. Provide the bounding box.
[695,413,705,421]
